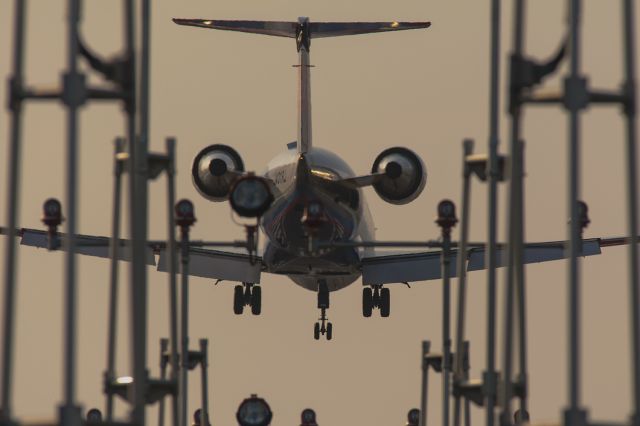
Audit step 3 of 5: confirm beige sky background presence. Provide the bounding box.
[1,1,640,425]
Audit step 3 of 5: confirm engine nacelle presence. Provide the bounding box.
[192,144,245,201]
[371,147,427,205]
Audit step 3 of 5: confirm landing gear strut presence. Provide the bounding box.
[362,285,390,317]
[233,282,261,315]
[314,281,333,340]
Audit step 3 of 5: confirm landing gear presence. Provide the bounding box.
[233,282,261,315]
[362,285,390,317]
[313,280,333,340]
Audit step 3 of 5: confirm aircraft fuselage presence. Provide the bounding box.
[261,146,375,292]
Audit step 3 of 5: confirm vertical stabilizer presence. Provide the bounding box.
[296,17,312,154]
[172,17,431,155]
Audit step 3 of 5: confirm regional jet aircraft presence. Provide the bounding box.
[2,18,633,340]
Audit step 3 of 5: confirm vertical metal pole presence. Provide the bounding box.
[158,338,169,426]
[420,341,431,426]
[566,1,583,421]
[515,142,528,416]
[166,137,180,426]
[199,340,210,426]
[105,137,125,421]
[454,139,473,426]
[463,342,471,426]
[1,0,26,419]
[500,140,520,426]
[62,0,83,416]
[180,225,190,426]
[130,0,150,422]
[509,0,528,417]
[440,213,455,426]
[622,0,640,422]
[485,0,501,424]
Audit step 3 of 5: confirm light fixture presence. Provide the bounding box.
[236,394,272,426]
[229,176,274,218]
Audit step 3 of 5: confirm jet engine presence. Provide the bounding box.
[192,144,245,201]
[371,147,426,205]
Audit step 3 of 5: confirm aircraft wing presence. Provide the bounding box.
[361,237,616,285]
[1,227,262,283]
[0,227,156,264]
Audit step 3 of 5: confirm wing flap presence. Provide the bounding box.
[157,247,262,283]
[362,251,457,285]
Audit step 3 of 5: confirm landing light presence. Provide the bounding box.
[229,175,274,218]
[236,394,272,426]
[116,376,133,384]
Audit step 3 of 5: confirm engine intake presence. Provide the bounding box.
[192,144,245,201]
[371,147,426,205]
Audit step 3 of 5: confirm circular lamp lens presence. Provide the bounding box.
[230,177,274,218]
[176,199,194,216]
[408,408,420,425]
[236,395,272,426]
[86,408,103,423]
[438,200,454,217]
[44,198,61,216]
[301,408,316,424]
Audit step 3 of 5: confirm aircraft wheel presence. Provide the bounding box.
[326,322,333,340]
[380,287,390,317]
[233,285,244,315]
[251,286,262,315]
[362,288,373,317]
[313,322,320,340]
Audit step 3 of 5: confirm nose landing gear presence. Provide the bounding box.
[362,285,390,317]
[313,280,333,340]
[233,282,261,315]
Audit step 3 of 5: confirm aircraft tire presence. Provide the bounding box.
[251,286,262,315]
[362,288,373,317]
[314,322,320,340]
[380,287,390,317]
[326,322,333,340]
[233,285,244,315]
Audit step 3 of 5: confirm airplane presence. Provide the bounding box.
[1,17,634,340]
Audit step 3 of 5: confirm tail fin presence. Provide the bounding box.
[172,18,431,39]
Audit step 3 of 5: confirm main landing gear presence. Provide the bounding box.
[362,285,390,317]
[233,282,261,315]
[314,281,333,341]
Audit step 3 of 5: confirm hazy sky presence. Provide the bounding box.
[1,1,640,425]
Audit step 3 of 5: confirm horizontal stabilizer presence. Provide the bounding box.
[173,19,298,38]
[172,18,431,39]
[310,21,431,38]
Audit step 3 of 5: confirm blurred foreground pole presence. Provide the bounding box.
[564,2,587,426]
[129,0,152,423]
[621,0,640,423]
[485,0,502,425]
[1,0,27,420]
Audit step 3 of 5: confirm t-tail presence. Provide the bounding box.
[172,16,430,167]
